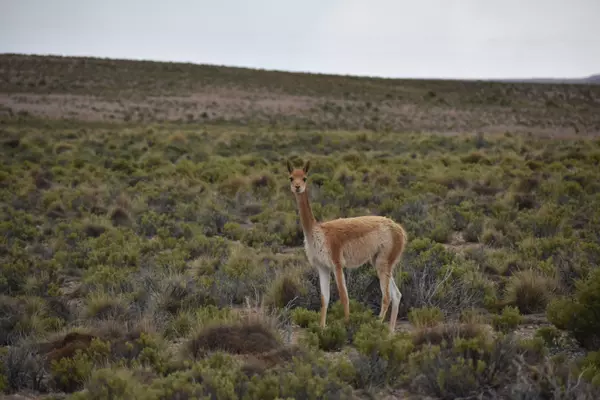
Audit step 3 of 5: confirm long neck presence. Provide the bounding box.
[294,189,316,239]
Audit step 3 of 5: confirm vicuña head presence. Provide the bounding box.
[287,159,309,194]
[285,158,407,334]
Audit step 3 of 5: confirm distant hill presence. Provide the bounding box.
[494,74,600,85]
[1,53,599,136]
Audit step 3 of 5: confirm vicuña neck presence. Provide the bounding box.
[294,190,316,239]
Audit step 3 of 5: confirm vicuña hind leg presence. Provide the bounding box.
[389,277,402,332]
[333,262,350,323]
[375,258,392,322]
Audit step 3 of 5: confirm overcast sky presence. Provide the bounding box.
[1,0,599,79]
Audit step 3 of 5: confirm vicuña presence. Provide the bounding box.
[287,159,407,333]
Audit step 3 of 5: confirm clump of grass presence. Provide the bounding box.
[264,270,307,309]
[109,206,132,227]
[184,318,282,360]
[84,292,131,321]
[503,269,559,314]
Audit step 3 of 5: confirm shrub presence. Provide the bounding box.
[351,320,414,388]
[49,349,94,392]
[408,306,444,328]
[306,319,348,352]
[1,342,47,393]
[547,268,600,350]
[491,306,523,333]
[408,333,521,399]
[535,326,562,347]
[69,367,145,400]
[398,239,493,317]
[463,218,484,242]
[508,355,600,399]
[291,307,319,328]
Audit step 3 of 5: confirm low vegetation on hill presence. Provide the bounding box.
[1,54,600,136]
[1,54,600,399]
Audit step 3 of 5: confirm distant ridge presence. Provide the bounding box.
[492,74,600,85]
[0,52,598,85]
[1,53,599,136]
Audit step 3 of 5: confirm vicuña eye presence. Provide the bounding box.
[289,177,293,182]
[303,177,307,182]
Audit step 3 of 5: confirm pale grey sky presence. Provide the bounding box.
[1,0,599,79]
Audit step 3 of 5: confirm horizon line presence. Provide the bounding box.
[1,51,598,83]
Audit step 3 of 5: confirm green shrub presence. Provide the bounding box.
[49,350,94,392]
[351,320,414,388]
[408,334,520,399]
[291,307,319,328]
[547,268,600,350]
[307,319,348,352]
[535,326,562,347]
[408,306,444,328]
[578,351,600,386]
[69,367,145,400]
[491,306,523,333]
[463,218,483,242]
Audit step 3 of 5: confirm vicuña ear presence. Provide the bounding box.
[286,160,293,173]
[303,160,311,174]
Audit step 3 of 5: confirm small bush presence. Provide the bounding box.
[547,268,600,350]
[408,306,444,328]
[535,326,562,347]
[306,319,348,352]
[408,334,521,399]
[291,307,319,328]
[49,350,94,392]
[69,367,145,400]
[492,306,523,333]
[1,343,47,392]
[352,320,414,388]
[508,355,600,399]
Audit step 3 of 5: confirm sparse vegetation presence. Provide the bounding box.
[1,54,600,399]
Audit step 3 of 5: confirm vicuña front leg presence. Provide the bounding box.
[317,266,331,328]
[333,263,350,323]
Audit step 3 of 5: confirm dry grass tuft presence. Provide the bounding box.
[185,317,283,360]
[411,322,491,349]
[504,269,559,314]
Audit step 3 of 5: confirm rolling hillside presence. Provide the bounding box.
[1,53,600,136]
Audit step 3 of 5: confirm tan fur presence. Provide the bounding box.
[287,159,407,333]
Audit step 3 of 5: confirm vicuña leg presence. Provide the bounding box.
[389,277,402,332]
[376,262,392,322]
[333,263,350,323]
[317,265,331,328]
[376,253,403,332]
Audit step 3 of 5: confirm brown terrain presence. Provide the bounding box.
[1,53,600,137]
